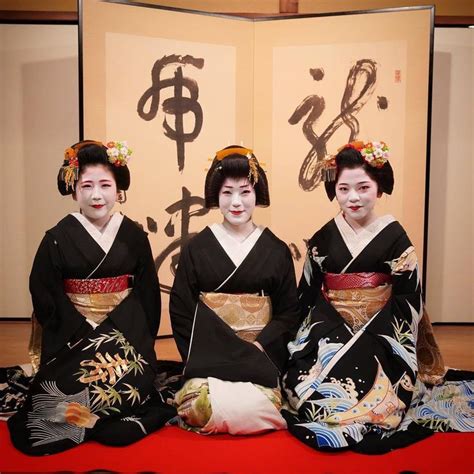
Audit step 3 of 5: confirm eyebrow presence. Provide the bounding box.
[337,181,371,186]
[222,184,251,189]
[80,178,113,184]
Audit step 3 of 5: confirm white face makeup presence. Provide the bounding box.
[73,164,118,231]
[218,177,256,232]
[335,167,380,230]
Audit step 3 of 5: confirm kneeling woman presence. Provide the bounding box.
[170,146,300,434]
[8,141,174,455]
[283,141,472,453]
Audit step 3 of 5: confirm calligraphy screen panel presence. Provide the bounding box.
[82,0,257,335]
[253,7,432,275]
[82,2,433,335]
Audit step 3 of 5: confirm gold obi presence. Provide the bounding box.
[28,276,132,373]
[199,292,272,342]
[325,282,446,384]
[29,290,130,374]
[67,289,131,324]
[64,275,133,324]
[326,285,392,332]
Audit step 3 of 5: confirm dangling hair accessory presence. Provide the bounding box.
[214,146,261,184]
[59,140,102,191]
[59,140,133,191]
[60,146,80,191]
[321,155,337,182]
[321,140,390,182]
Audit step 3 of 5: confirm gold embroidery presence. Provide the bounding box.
[386,246,418,274]
[79,352,128,384]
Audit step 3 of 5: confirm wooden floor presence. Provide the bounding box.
[1,321,473,370]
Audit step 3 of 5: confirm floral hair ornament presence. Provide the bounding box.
[59,140,133,191]
[321,140,390,182]
[213,146,262,185]
[106,141,132,167]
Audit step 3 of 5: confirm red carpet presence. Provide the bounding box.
[1,422,473,473]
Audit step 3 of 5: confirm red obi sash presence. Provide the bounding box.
[63,275,134,294]
[324,272,391,290]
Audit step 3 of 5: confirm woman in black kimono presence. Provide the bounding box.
[283,141,473,453]
[7,140,174,455]
[170,146,300,434]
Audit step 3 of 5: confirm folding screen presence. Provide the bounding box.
[82,1,433,334]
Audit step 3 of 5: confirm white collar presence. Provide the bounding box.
[209,223,264,267]
[335,213,395,269]
[71,212,124,253]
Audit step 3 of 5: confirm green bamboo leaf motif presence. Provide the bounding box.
[305,401,326,422]
[111,329,127,346]
[306,404,319,422]
[392,318,412,346]
[128,361,143,376]
[82,334,109,351]
[121,341,134,358]
[91,385,110,409]
[105,384,122,405]
[74,368,90,380]
[134,354,148,371]
[97,406,122,416]
[122,383,141,405]
[417,418,450,432]
[83,329,128,352]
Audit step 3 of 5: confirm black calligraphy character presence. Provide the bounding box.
[155,187,209,294]
[137,54,204,171]
[289,59,377,191]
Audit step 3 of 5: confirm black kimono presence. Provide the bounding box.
[8,213,174,455]
[283,214,473,453]
[170,225,300,433]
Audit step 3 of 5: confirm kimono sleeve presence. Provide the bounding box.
[29,232,85,362]
[134,233,161,338]
[368,229,424,380]
[297,241,325,314]
[255,245,300,371]
[383,230,423,328]
[169,242,200,362]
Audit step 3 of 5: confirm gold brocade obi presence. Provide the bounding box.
[323,272,392,332]
[323,272,446,384]
[199,292,272,342]
[29,275,133,374]
[64,275,133,324]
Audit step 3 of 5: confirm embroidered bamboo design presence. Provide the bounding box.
[73,329,148,414]
[79,352,128,384]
